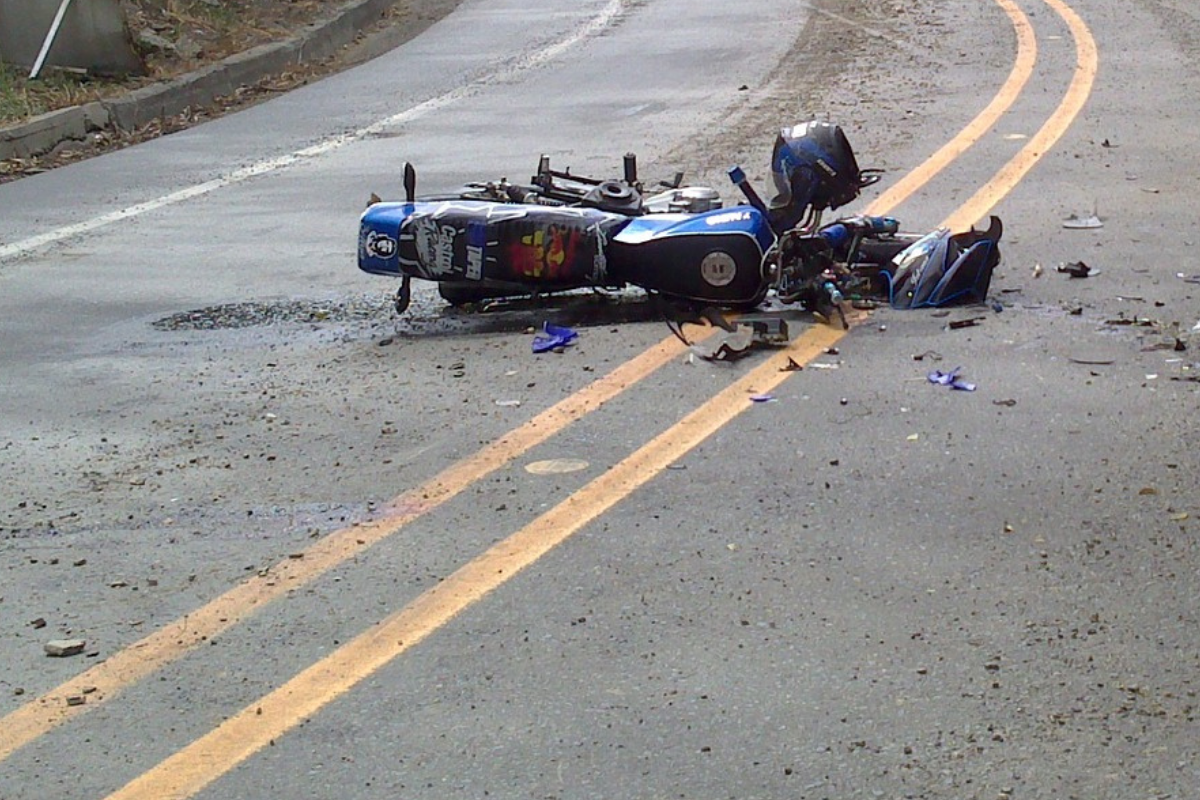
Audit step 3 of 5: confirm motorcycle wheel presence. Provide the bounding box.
[438,283,502,306]
[438,282,550,307]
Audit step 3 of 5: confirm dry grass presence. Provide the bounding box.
[0,0,337,127]
[0,0,434,182]
[0,64,123,123]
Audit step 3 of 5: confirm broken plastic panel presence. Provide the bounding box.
[927,367,977,392]
[532,322,579,353]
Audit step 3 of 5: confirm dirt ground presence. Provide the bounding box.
[0,0,437,181]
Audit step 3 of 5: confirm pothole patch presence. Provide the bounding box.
[152,295,396,331]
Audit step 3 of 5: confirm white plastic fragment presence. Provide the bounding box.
[1063,213,1103,229]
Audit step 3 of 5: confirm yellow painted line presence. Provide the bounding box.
[1,0,1075,775]
[106,323,850,800]
[98,0,1098,793]
[942,0,1098,231]
[865,0,1037,216]
[0,333,688,763]
[100,2,1104,794]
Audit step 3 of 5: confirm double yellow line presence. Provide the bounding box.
[0,1,1098,796]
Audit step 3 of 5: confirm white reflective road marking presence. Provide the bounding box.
[0,0,626,263]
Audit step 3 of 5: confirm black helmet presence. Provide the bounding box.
[768,122,866,231]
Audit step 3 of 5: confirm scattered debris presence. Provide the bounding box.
[1032,263,1044,278]
[739,316,791,345]
[912,350,943,362]
[1057,261,1097,278]
[1063,213,1103,230]
[1104,316,1155,327]
[749,394,776,403]
[992,399,1018,407]
[44,639,86,657]
[532,322,578,353]
[779,357,804,372]
[1178,274,1200,285]
[689,325,754,361]
[948,316,987,330]
[928,367,977,392]
[687,316,791,362]
[494,399,522,408]
[1068,356,1116,366]
[1141,339,1188,353]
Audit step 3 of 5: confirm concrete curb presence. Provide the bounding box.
[0,0,399,161]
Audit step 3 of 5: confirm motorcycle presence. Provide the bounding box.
[357,121,1002,328]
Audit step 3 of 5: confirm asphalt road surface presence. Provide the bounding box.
[2,0,1199,798]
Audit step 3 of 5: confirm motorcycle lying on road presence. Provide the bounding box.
[358,121,1002,328]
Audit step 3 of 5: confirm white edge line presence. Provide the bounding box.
[0,0,626,264]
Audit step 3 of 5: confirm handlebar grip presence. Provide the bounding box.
[403,162,416,204]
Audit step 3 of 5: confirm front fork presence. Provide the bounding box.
[394,275,412,314]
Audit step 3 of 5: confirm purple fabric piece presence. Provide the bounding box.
[532,322,579,353]
[928,367,976,392]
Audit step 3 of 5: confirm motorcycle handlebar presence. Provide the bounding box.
[727,166,769,217]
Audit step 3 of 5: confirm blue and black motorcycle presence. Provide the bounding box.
[358,122,1002,327]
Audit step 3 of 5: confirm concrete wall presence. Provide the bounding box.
[0,0,145,76]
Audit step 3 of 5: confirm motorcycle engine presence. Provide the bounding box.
[642,186,723,214]
[670,187,722,213]
[582,180,644,214]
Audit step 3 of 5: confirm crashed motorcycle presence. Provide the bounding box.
[357,121,1002,327]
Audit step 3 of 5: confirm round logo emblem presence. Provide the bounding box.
[700,251,737,287]
[365,231,397,259]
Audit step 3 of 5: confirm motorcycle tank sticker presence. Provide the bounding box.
[364,230,397,259]
[400,202,625,285]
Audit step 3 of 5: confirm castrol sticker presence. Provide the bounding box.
[700,251,737,287]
